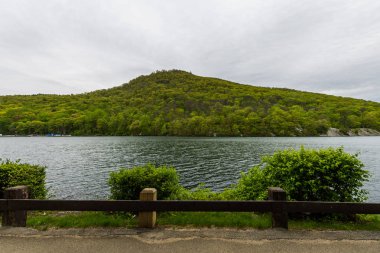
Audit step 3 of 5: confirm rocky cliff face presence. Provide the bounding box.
[322,128,380,137]
[348,128,380,136]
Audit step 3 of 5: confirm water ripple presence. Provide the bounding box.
[0,136,379,201]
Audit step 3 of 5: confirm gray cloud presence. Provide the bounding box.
[0,0,379,101]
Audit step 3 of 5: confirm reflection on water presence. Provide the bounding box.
[0,136,379,201]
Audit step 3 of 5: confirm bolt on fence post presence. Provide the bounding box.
[268,187,288,229]
[138,188,157,228]
[2,186,29,227]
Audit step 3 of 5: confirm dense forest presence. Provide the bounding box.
[0,70,379,136]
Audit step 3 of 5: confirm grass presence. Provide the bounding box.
[26,211,137,230]
[289,214,380,231]
[26,211,271,230]
[25,211,380,231]
[157,212,272,228]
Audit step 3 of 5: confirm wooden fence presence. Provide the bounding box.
[2,186,380,229]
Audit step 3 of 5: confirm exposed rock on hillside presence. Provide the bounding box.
[348,128,380,136]
[323,128,380,137]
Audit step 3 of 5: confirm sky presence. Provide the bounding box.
[0,0,380,102]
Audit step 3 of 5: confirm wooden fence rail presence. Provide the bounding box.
[2,186,380,229]
[2,200,380,213]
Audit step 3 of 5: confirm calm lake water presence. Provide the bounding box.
[0,136,379,201]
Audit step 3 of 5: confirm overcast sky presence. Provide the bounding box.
[0,0,380,102]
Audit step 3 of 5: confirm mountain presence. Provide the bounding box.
[0,70,379,136]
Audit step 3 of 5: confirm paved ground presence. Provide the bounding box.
[1,227,380,253]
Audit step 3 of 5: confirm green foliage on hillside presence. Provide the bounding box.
[0,70,379,136]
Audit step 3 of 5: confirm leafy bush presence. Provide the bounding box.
[109,164,182,200]
[0,159,47,199]
[229,147,369,202]
[176,184,222,200]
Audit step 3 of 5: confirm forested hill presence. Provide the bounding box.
[0,70,379,136]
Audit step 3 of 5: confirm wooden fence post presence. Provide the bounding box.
[268,187,288,229]
[2,186,29,227]
[138,188,157,228]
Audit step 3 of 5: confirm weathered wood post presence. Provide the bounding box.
[2,186,29,227]
[268,187,288,229]
[138,188,157,228]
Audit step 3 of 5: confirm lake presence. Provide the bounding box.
[0,136,379,201]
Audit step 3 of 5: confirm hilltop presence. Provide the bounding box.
[0,70,379,136]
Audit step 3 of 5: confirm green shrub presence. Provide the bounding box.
[176,184,222,200]
[0,159,47,199]
[228,146,369,202]
[108,164,182,200]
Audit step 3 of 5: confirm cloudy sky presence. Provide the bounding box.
[0,0,380,102]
